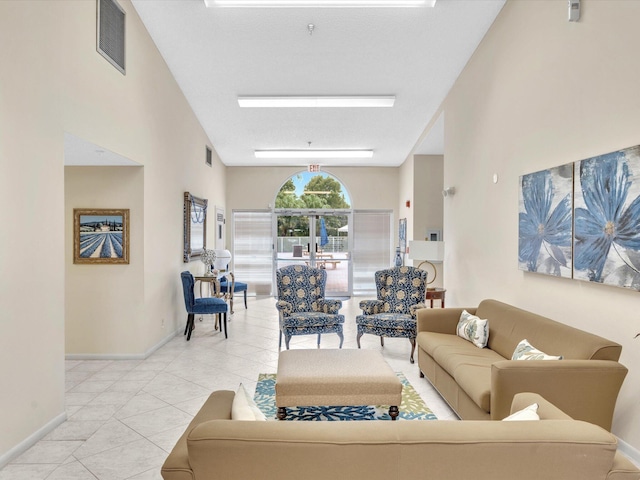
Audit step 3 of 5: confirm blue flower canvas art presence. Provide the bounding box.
[574,146,640,289]
[518,164,573,277]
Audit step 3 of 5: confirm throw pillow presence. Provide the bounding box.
[511,339,563,360]
[456,310,489,348]
[231,383,267,421]
[503,403,540,421]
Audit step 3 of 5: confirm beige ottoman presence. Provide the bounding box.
[276,349,402,420]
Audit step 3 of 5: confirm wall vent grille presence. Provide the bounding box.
[206,146,212,167]
[97,0,125,74]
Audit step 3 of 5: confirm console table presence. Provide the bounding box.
[426,288,446,308]
[195,272,237,312]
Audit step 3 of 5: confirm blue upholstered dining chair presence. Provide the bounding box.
[275,264,345,350]
[217,276,248,314]
[180,271,229,341]
[356,266,427,363]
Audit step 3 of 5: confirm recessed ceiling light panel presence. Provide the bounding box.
[238,96,395,108]
[255,150,373,159]
[206,0,435,7]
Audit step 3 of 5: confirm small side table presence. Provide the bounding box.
[426,288,446,308]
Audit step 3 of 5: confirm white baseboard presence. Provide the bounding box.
[2,330,181,467]
[617,436,640,468]
[0,411,67,469]
[65,328,180,361]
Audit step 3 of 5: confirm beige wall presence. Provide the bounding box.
[399,155,414,242]
[0,1,66,461]
[442,0,640,449]
[65,167,145,354]
[226,166,399,212]
[411,155,444,288]
[225,166,400,246]
[0,0,225,461]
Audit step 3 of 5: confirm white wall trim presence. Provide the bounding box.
[0,411,67,469]
[65,328,180,361]
[617,436,640,468]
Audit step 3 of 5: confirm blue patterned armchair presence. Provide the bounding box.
[356,266,427,363]
[275,264,345,350]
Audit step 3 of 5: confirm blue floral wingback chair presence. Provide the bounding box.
[275,264,345,350]
[356,266,427,363]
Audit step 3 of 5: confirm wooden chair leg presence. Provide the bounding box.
[409,337,416,364]
[184,313,191,336]
[380,336,385,347]
[243,290,247,309]
[356,330,363,349]
[186,314,195,341]
[337,330,344,349]
[317,333,321,348]
[222,312,228,339]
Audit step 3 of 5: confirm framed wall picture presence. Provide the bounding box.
[518,164,573,278]
[73,208,130,264]
[399,218,407,252]
[184,192,208,262]
[573,145,640,289]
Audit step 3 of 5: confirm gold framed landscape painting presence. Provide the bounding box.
[74,208,130,264]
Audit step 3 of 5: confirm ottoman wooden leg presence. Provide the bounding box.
[277,407,287,420]
[389,406,399,420]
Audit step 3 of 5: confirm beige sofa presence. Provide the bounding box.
[161,390,639,480]
[416,299,628,430]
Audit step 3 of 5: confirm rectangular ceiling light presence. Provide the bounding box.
[255,150,373,159]
[206,1,435,7]
[238,96,395,108]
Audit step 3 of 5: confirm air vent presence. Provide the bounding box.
[97,0,125,74]
[206,146,212,167]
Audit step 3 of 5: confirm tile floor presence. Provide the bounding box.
[1,296,457,480]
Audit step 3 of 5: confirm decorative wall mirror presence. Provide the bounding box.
[183,192,208,262]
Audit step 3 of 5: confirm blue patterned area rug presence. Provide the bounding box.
[254,373,437,421]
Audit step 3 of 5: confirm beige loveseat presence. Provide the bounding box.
[416,299,628,430]
[161,390,639,480]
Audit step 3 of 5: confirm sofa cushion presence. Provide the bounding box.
[512,339,563,361]
[421,332,505,412]
[356,313,415,330]
[424,334,505,374]
[456,310,489,348]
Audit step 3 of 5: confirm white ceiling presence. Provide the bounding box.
[129,0,505,167]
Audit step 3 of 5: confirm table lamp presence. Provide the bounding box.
[212,249,232,272]
[408,240,444,290]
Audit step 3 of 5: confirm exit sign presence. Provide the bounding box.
[308,164,321,173]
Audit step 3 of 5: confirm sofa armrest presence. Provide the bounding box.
[511,392,573,420]
[275,300,293,315]
[359,299,384,315]
[416,307,476,334]
[491,360,628,431]
[161,390,235,480]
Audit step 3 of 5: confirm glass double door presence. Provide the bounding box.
[274,211,351,297]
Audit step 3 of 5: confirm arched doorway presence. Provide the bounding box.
[273,172,352,297]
